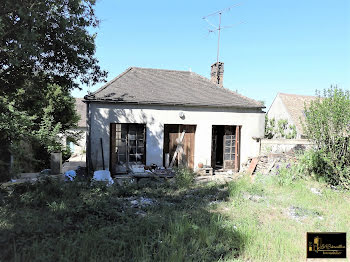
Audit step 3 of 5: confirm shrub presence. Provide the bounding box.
[174,168,196,188]
[264,116,297,139]
[273,163,300,186]
[302,86,350,189]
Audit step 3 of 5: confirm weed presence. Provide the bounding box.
[174,167,196,188]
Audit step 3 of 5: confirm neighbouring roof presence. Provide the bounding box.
[84,67,264,109]
[75,98,86,127]
[278,93,318,134]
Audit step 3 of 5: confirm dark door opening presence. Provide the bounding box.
[211,125,241,171]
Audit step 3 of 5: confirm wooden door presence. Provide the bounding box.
[181,125,196,168]
[165,124,196,169]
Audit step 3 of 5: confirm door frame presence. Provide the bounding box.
[110,123,146,174]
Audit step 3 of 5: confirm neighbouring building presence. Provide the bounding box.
[267,93,317,139]
[64,98,87,156]
[84,64,265,174]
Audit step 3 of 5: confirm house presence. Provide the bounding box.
[84,63,265,174]
[64,98,87,157]
[267,93,317,139]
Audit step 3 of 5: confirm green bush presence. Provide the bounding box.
[274,163,299,186]
[264,116,297,139]
[302,86,350,189]
[174,167,196,188]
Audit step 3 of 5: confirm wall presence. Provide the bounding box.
[88,103,265,170]
[61,127,87,156]
[267,94,302,138]
[260,138,314,155]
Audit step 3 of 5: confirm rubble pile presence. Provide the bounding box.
[241,151,298,175]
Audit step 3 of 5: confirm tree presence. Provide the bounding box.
[0,0,107,96]
[0,0,107,178]
[303,86,350,188]
[264,116,297,139]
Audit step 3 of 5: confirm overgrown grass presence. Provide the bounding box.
[0,177,242,261]
[1,168,349,261]
[222,173,350,262]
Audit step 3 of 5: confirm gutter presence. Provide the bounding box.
[82,98,265,110]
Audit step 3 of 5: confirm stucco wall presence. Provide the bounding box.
[88,103,265,170]
[267,94,291,122]
[62,127,87,156]
[267,94,302,139]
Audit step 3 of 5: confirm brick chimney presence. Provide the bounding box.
[210,62,224,87]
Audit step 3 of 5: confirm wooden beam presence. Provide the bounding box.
[110,123,116,174]
[169,130,186,168]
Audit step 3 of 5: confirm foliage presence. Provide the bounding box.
[302,86,350,189]
[1,173,350,261]
[0,85,81,179]
[264,116,297,139]
[0,92,36,143]
[0,0,106,176]
[0,178,242,261]
[273,162,301,187]
[0,0,107,96]
[174,167,196,188]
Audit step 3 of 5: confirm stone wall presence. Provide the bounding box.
[260,139,314,155]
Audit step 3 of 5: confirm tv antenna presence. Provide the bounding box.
[203,3,242,63]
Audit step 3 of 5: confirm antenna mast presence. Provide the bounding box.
[203,3,240,63]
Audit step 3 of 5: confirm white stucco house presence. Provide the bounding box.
[84,64,265,174]
[268,93,317,139]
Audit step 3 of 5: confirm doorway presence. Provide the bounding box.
[163,124,196,169]
[110,123,146,174]
[211,125,241,171]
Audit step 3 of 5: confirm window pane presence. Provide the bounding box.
[129,155,136,162]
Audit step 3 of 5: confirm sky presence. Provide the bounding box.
[72,0,350,109]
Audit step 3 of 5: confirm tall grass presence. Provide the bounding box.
[0,177,242,261]
[1,168,349,261]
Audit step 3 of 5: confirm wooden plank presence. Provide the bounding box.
[169,130,185,167]
[110,123,116,174]
[247,157,259,176]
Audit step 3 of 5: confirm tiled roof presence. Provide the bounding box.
[75,98,86,127]
[84,67,264,109]
[278,93,318,135]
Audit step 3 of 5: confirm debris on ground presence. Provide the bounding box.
[286,206,323,222]
[128,197,157,208]
[64,170,76,181]
[92,170,114,185]
[242,192,265,202]
[310,187,322,195]
[241,152,298,175]
[286,206,307,222]
[40,169,51,175]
